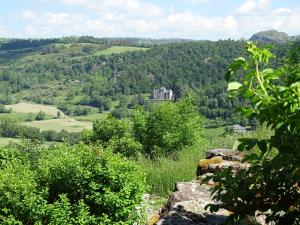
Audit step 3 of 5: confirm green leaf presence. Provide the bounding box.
[257,140,268,153]
[228,82,242,91]
[225,57,246,82]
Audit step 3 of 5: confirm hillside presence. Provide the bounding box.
[0,36,288,126]
[250,29,300,43]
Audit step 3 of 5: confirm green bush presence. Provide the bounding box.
[84,114,142,158]
[206,42,300,224]
[35,111,46,121]
[132,96,204,158]
[0,144,146,224]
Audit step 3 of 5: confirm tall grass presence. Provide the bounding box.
[139,126,273,197]
[138,140,209,196]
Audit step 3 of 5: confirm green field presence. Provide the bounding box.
[24,118,92,132]
[74,112,108,122]
[5,102,64,117]
[0,112,54,122]
[94,46,148,56]
[204,127,225,139]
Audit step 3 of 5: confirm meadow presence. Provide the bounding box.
[94,46,148,56]
[5,102,64,117]
[2,102,92,132]
[24,118,92,132]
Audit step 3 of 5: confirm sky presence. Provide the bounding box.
[0,0,299,40]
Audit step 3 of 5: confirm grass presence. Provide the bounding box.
[204,127,225,139]
[0,112,54,122]
[24,118,92,132]
[139,140,209,196]
[5,102,64,117]
[74,112,108,122]
[0,137,20,147]
[94,46,148,56]
[139,126,274,197]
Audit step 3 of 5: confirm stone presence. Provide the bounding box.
[157,181,229,225]
[196,160,250,177]
[206,149,245,162]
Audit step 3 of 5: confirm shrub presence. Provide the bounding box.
[132,96,204,158]
[0,144,147,224]
[35,111,46,121]
[205,42,300,224]
[0,105,11,113]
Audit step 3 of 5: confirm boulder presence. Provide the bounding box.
[206,149,245,162]
[157,181,229,225]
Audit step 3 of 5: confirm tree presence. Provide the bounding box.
[132,96,204,158]
[35,111,46,121]
[205,42,300,224]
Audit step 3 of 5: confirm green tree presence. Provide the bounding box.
[132,96,204,158]
[35,111,46,121]
[205,42,300,224]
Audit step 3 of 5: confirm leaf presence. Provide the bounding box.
[228,82,242,91]
[257,140,268,153]
[234,138,257,151]
[225,57,246,82]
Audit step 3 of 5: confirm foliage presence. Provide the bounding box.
[0,38,288,125]
[84,114,142,158]
[0,143,146,224]
[0,105,11,113]
[132,96,204,158]
[205,42,300,224]
[35,111,46,120]
[0,119,81,144]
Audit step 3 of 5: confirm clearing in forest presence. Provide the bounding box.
[24,118,92,132]
[5,102,64,117]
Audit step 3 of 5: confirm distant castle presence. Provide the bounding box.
[152,87,175,101]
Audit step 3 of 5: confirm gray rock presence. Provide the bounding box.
[206,149,245,162]
[157,181,229,225]
[196,160,250,177]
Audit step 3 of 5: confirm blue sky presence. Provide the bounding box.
[0,0,299,39]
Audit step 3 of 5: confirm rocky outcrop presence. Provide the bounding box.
[150,149,253,225]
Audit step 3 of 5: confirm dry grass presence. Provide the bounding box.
[5,102,64,117]
[24,118,92,132]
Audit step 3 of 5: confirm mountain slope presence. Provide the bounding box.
[250,30,300,43]
[0,37,288,126]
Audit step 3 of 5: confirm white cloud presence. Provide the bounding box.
[188,0,207,4]
[7,0,300,39]
[21,10,38,20]
[236,0,272,14]
[0,25,9,37]
[234,7,300,38]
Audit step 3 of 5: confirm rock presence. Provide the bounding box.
[197,160,251,177]
[157,181,229,225]
[170,181,213,202]
[154,149,269,225]
[206,149,245,162]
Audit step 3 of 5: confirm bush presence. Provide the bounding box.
[84,114,142,158]
[205,42,300,224]
[0,144,147,224]
[132,96,204,158]
[35,111,46,120]
[0,105,11,113]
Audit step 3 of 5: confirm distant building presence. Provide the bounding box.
[232,124,247,133]
[152,87,175,100]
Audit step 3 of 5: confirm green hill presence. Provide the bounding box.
[250,30,295,43]
[0,36,288,126]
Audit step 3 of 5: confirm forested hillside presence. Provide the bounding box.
[0,37,288,126]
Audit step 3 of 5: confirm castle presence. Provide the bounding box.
[152,87,175,100]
